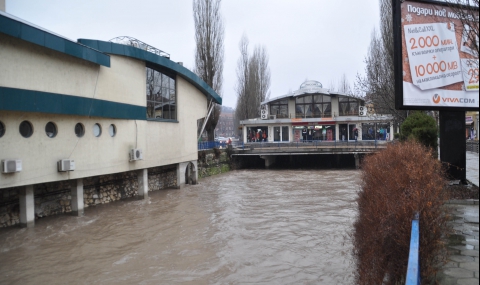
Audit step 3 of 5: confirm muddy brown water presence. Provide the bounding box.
[0,169,360,285]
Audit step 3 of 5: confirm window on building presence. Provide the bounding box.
[19,121,33,138]
[75,123,85,137]
[339,97,360,116]
[361,123,390,140]
[93,123,102,137]
[146,67,176,120]
[282,126,289,141]
[270,99,288,118]
[295,95,331,118]
[45,122,57,138]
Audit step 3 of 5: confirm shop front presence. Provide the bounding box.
[361,122,391,141]
[247,126,268,142]
[292,122,335,142]
[273,126,289,142]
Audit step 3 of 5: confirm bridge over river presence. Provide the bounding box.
[231,140,390,168]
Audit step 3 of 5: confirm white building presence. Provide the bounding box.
[0,10,221,227]
[240,80,394,143]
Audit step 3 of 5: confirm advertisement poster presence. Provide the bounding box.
[401,1,478,108]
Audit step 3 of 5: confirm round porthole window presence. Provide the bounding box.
[0,121,5,138]
[75,123,85,137]
[109,124,116,137]
[93,123,102,137]
[45,122,57,138]
[19,121,33,138]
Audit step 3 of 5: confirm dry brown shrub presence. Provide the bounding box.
[352,140,450,284]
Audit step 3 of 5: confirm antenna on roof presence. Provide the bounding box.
[109,36,170,59]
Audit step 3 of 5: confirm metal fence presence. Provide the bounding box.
[240,140,388,150]
[406,212,421,285]
[198,140,390,151]
[466,140,479,153]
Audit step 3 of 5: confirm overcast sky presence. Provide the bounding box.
[6,0,381,108]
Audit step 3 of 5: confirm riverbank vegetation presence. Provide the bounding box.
[352,140,450,284]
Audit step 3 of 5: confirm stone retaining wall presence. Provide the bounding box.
[198,148,231,179]
[0,165,177,228]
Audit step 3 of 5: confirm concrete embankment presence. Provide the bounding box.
[197,148,232,179]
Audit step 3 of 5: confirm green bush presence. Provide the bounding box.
[352,141,450,284]
[400,111,438,150]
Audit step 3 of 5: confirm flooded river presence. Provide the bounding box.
[0,170,360,285]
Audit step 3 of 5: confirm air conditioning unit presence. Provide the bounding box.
[269,115,276,120]
[1,159,22,173]
[130,148,143,161]
[260,108,269,120]
[359,106,367,117]
[58,159,75,172]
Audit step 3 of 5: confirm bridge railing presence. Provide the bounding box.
[238,139,388,150]
[406,212,421,285]
[199,139,390,151]
[198,140,241,150]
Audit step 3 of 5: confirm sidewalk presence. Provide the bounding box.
[466,151,479,187]
[437,151,479,285]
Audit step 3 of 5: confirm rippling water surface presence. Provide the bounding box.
[0,170,360,285]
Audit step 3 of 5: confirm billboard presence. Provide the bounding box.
[393,0,479,110]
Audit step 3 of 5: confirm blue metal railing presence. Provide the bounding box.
[198,141,222,150]
[406,212,421,285]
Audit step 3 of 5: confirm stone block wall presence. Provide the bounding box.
[0,188,20,227]
[0,165,177,228]
[198,148,231,179]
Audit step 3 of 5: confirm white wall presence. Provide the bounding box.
[0,37,208,189]
[0,35,146,107]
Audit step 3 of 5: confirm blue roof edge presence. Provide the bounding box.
[0,12,110,67]
[78,39,222,105]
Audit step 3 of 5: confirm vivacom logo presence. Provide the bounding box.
[432,94,441,104]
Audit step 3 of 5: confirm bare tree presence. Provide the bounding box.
[193,0,224,141]
[356,0,408,124]
[337,73,353,95]
[235,35,271,123]
[445,0,479,59]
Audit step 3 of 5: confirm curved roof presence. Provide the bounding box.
[300,80,323,89]
[263,80,360,105]
[0,11,110,67]
[78,39,222,105]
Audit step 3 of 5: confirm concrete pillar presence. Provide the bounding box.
[183,161,199,185]
[262,155,276,169]
[19,185,34,228]
[190,161,198,185]
[243,126,247,144]
[137,169,148,199]
[70,179,84,216]
[177,162,189,188]
[354,153,360,169]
